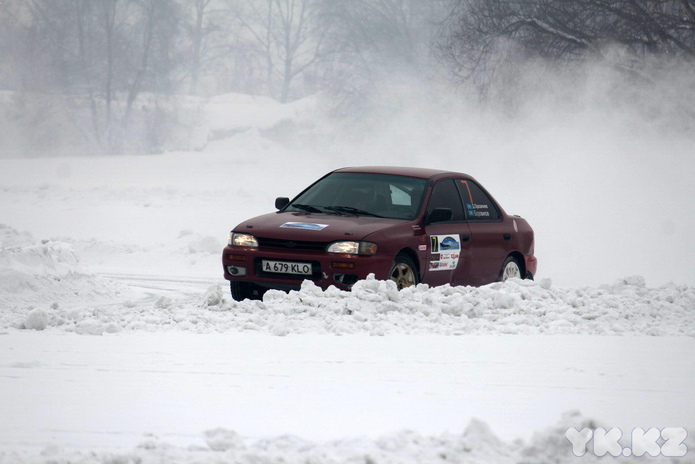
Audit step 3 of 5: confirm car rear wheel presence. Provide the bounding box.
[499,256,522,281]
[389,254,419,290]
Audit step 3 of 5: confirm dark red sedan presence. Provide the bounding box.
[223,166,536,301]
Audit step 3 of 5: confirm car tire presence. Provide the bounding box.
[230,281,254,302]
[499,256,523,281]
[389,253,419,290]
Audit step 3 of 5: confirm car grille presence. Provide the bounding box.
[256,237,328,253]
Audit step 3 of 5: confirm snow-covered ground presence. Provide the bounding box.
[1,93,694,462]
[2,332,693,463]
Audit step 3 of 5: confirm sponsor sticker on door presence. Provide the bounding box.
[429,234,461,271]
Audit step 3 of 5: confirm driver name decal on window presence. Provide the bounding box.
[429,235,461,271]
[279,222,329,231]
[466,203,490,218]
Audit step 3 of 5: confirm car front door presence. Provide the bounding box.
[421,178,472,287]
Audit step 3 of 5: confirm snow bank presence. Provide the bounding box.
[2,223,692,337]
[0,224,129,327]
[69,230,223,277]
[222,276,695,336]
[206,92,320,138]
[0,224,80,277]
[1,411,691,463]
[3,270,692,336]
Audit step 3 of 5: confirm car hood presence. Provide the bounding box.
[234,212,407,242]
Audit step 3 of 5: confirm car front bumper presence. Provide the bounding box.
[222,245,393,291]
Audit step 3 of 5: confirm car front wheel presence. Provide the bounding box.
[230,281,253,302]
[499,256,522,281]
[389,254,419,290]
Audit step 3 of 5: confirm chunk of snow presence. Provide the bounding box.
[23,308,47,331]
[204,427,245,451]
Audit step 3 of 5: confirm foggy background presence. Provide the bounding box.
[1,0,694,287]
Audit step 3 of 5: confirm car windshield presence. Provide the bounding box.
[286,172,427,220]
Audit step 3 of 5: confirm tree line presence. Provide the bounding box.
[439,0,695,92]
[0,0,445,155]
[0,0,692,156]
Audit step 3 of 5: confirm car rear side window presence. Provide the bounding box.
[457,180,501,220]
[426,179,465,221]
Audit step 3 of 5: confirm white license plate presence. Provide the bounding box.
[262,260,312,276]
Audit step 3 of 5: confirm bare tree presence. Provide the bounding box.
[188,0,214,94]
[2,0,187,154]
[323,0,446,69]
[100,0,118,148]
[315,0,448,113]
[179,0,234,95]
[230,0,334,102]
[438,0,695,86]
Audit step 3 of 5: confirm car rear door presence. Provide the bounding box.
[456,179,510,285]
[421,178,472,287]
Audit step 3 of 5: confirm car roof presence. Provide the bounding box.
[333,166,471,180]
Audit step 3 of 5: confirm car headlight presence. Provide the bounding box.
[326,241,377,255]
[230,232,258,248]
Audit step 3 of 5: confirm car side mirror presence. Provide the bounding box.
[275,197,290,210]
[426,207,453,224]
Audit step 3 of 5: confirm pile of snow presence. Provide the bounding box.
[3,271,692,336]
[1,411,691,463]
[175,276,695,336]
[205,93,321,139]
[68,230,223,277]
[178,229,223,254]
[0,224,129,326]
[0,224,80,278]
